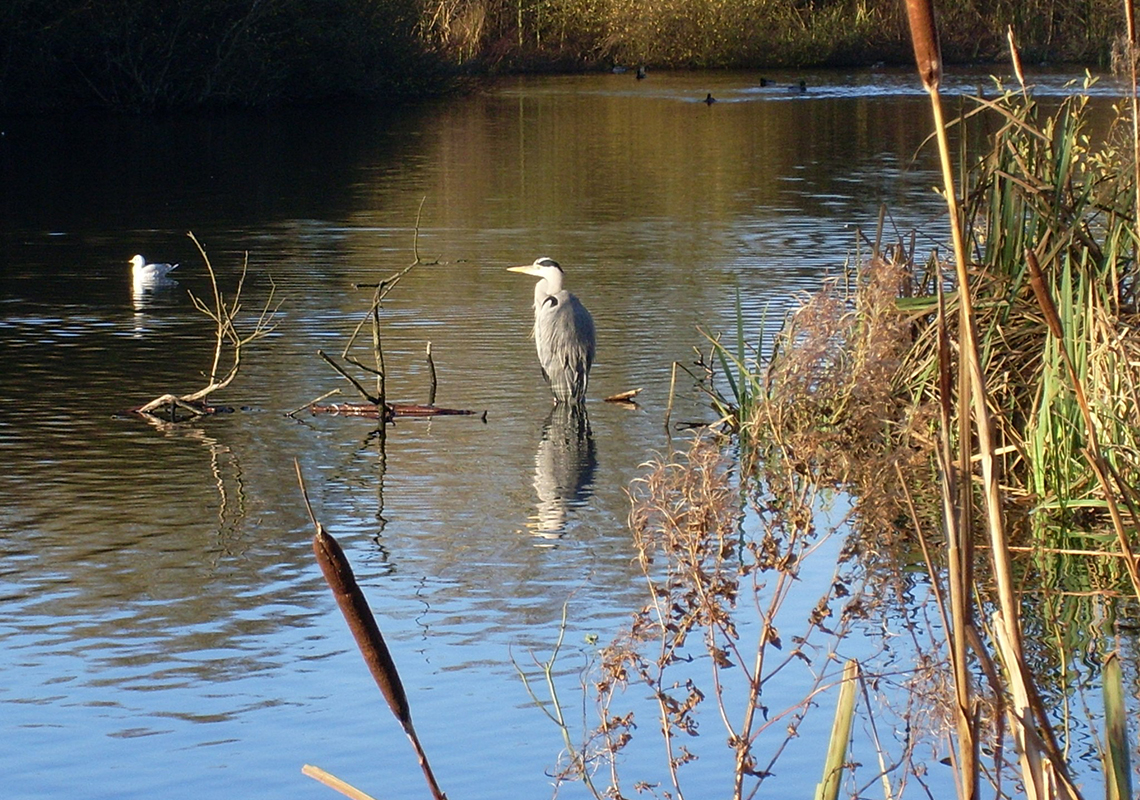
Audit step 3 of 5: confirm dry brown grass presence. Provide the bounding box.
[742,248,940,555]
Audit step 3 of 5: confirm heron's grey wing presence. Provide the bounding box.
[535,291,595,402]
[574,297,596,372]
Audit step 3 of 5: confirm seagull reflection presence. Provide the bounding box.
[132,273,180,312]
[527,403,597,540]
[131,271,181,337]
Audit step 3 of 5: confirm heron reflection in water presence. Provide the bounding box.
[528,402,597,539]
[507,257,596,404]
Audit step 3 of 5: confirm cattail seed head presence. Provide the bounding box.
[904,0,943,91]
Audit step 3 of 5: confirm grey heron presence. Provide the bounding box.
[508,257,596,404]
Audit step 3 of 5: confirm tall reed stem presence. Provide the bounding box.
[927,50,1022,666]
[1126,0,1140,245]
[904,4,983,797]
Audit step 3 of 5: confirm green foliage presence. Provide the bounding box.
[955,81,1140,536]
[702,290,766,428]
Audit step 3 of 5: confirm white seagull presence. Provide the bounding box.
[130,254,178,284]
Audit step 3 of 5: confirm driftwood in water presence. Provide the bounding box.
[130,394,234,423]
[134,232,279,423]
[308,402,485,420]
[604,387,642,403]
[603,387,643,410]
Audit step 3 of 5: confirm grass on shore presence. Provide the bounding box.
[1,0,1126,111]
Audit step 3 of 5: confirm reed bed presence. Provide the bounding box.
[707,71,1140,567]
[420,0,1124,71]
[635,9,1140,798]
[905,80,1140,546]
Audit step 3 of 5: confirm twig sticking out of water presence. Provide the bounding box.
[426,342,437,406]
[285,389,343,418]
[664,361,679,433]
[296,460,448,800]
[332,197,431,413]
[135,232,279,421]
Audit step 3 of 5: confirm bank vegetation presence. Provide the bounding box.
[0,0,1126,112]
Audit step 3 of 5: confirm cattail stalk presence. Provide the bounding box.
[1103,652,1133,800]
[904,3,987,798]
[312,525,446,800]
[298,461,447,800]
[1126,0,1140,248]
[815,660,859,800]
[906,0,1020,659]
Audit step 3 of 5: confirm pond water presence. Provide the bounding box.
[0,67,1126,799]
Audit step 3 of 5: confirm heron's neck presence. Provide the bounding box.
[533,273,563,308]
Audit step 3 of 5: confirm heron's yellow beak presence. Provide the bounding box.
[507,265,544,276]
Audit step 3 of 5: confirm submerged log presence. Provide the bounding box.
[129,394,234,422]
[604,388,642,402]
[308,402,484,420]
[604,387,643,409]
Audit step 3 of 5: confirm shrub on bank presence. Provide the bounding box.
[423,0,1123,71]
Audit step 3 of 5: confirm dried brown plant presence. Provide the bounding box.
[560,435,859,800]
[758,253,912,457]
[747,250,939,556]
